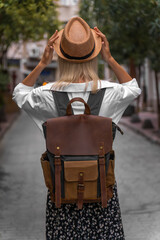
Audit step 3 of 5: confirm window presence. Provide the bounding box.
[60,0,78,6]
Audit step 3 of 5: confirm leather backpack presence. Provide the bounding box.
[40,88,123,209]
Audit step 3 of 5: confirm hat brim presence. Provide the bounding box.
[53,29,102,63]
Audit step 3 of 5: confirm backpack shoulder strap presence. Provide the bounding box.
[87,88,106,115]
[52,88,106,116]
[52,91,73,116]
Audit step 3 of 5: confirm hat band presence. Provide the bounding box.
[60,44,95,60]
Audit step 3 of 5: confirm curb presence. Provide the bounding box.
[119,119,160,146]
[0,112,20,140]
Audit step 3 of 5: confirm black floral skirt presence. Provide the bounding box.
[46,181,125,240]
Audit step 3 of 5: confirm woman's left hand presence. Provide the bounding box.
[40,30,59,67]
[94,27,112,63]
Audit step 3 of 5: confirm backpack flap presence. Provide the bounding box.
[45,114,113,156]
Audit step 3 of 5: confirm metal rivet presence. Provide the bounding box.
[100,146,103,149]
[57,146,60,150]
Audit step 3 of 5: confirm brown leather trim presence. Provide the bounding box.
[77,172,84,209]
[99,144,107,208]
[66,97,90,115]
[46,115,112,155]
[54,146,62,208]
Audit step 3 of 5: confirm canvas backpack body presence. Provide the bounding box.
[40,88,123,209]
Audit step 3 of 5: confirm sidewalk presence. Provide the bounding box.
[120,111,160,145]
[0,112,20,140]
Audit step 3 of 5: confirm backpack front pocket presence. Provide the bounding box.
[64,160,98,200]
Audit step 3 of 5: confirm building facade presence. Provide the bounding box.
[7,0,79,88]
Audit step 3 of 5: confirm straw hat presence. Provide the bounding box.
[53,17,102,63]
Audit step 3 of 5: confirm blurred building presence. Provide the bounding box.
[59,0,79,24]
[143,58,158,112]
[7,38,58,89]
[7,0,79,89]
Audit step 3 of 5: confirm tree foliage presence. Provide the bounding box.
[148,0,160,72]
[0,0,60,56]
[79,0,159,66]
[80,0,160,127]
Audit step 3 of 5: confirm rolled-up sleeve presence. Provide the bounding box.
[119,78,141,100]
[12,83,50,134]
[12,83,42,110]
[113,78,142,124]
[12,83,58,135]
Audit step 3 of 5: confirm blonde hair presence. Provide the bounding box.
[51,56,101,93]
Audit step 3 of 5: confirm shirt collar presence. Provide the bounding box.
[42,79,117,92]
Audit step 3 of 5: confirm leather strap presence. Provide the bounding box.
[54,146,62,208]
[99,143,107,208]
[66,97,91,115]
[77,172,85,209]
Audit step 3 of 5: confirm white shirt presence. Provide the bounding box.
[12,78,141,136]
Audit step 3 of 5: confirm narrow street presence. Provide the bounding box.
[0,111,160,240]
[0,112,46,240]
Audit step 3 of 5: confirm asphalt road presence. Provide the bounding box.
[0,111,160,240]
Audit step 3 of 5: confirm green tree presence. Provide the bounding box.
[0,0,60,68]
[80,0,152,74]
[79,0,156,113]
[148,0,160,129]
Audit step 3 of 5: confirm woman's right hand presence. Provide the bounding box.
[94,27,112,63]
[39,30,59,67]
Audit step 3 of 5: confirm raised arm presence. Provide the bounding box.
[94,27,132,84]
[22,30,59,87]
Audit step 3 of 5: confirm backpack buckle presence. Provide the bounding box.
[77,183,85,190]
